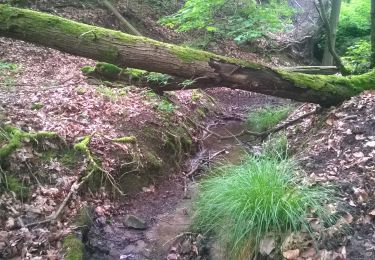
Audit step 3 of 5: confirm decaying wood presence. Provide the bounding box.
[1,5,374,106]
[283,66,339,75]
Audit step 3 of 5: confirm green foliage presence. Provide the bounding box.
[179,79,196,88]
[342,39,371,74]
[156,99,175,113]
[246,105,292,132]
[145,72,173,85]
[95,85,126,101]
[192,155,333,258]
[160,0,294,43]
[31,102,44,110]
[0,60,19,90]
[261,133,289,160]
[336,0,370,54]
[0,175,29,200]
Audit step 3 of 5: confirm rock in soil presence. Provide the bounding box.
[123,214,147,230]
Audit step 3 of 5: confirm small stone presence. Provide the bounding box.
[180,239,191,254]
[123,214,147,230]
[5,217,15,230]
[170,247,177,253]
[0,242,6,251]
[0,231,8,242]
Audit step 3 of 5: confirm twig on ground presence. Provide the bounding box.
[25,169,95,227]
[162,232,195,247]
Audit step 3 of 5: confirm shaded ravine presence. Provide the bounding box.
[83,119,257,260]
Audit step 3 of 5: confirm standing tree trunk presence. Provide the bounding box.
[317,0,349,75]
[101,0,142,36]
[0,5,374,106]
[322,0,341,66]
[371,0,375,68]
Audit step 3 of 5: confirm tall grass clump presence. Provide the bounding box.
[247,105,292,132]
[192,155,332,259]
[261,133,289,160]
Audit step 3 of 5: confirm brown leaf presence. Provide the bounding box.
[282,249,300,259]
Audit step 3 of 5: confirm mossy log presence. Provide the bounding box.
[1,5,375,106]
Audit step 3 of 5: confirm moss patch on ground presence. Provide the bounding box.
[0,125,57,160]
[0,174,29,200]
[62,234,84,260]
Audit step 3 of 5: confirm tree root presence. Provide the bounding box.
[74,134,125,196]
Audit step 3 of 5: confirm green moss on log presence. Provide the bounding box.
[74,135,91,153]
[112,136,137,143]
[81,66,95,74]
[278,69,375,98]
[63,234,84,260]
[95,62,122,78]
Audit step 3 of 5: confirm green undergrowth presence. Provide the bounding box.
[0,60,19,90]
[192,135,334,259]
[63,234,84,260]
[40,148,80,168]
[0,174,29,200]
[246,105,292,132]
[261,133,289,160]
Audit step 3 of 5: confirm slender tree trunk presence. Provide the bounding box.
[371,0,375,68]
[317,0,349,75]
[101,0,142,36]
[0,5,374,106]
[322,0,341,66]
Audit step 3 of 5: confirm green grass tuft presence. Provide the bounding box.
[192,155,333,259]
[261,133,289,160]
[247,105,292,132]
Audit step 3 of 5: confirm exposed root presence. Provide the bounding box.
[74,134,125,196]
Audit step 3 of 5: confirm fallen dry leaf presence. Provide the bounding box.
[282,249,300,259]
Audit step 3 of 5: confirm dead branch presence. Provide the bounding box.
[26,169,95,227]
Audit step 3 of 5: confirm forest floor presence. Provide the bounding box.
[0,2,375,260]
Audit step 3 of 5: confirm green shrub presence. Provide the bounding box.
[336,0,370,54]
[160,0,294,43]
[246,105,292,132]
[342,39,371,74]
[192,155,333,259]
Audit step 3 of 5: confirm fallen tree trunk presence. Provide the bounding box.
[0,5,374,106]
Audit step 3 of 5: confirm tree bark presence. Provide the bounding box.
[322,0,341,66]
[317,0,349,75]
[0,5,373,106]
[101,0,142,36]
[371,0,375,68]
